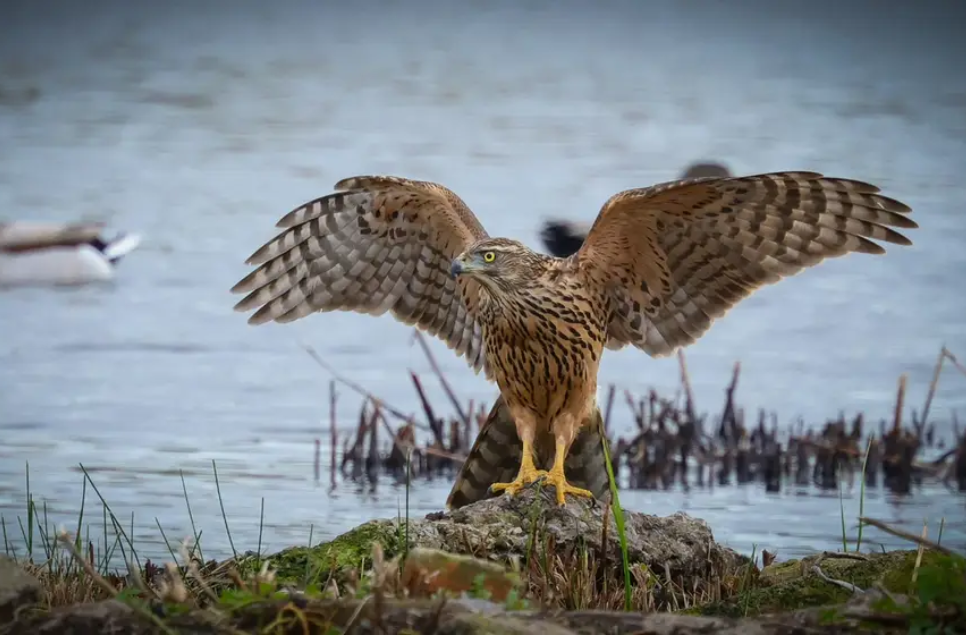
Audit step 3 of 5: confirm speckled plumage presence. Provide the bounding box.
[231,171,917,506]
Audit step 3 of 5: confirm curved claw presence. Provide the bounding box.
[490,466,548,497]
[544,469,594,506]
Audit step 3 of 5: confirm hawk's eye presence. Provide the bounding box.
[482,251,496,263]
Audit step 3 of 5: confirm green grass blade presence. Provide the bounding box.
[25,461,33,560]
[404,447,412,562]
[600,428,632,611]
[211,460,238,560]
[179,470,205,563]
[256,497,265,567]
[2,516,10,558]
[838,482,848,553]
[79,463,141,572]
[74,476,87,553]
[855,436,872,552]
[154,518,181,565]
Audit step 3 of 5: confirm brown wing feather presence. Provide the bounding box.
[576,171,917,357]
[231,175,490,374]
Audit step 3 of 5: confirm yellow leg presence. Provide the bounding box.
[490,438,547,496]
[545,439,594,506]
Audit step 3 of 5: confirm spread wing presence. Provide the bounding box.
[575,171,917,357]
[231,175,490,374]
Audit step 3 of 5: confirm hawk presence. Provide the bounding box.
[231,171,916,506]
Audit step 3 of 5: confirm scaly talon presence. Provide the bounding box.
[490,438,546,497]
[489,468,547,496]
[543,468,594,506]
[545,436,594,505]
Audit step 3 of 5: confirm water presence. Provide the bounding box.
[1,0,965,563]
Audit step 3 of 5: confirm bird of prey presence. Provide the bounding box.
[541,161,733,258]
[231,171,916,506]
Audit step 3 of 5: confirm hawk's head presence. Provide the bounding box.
[450,238,549,294]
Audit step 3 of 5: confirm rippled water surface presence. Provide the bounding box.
[2,0,965,562]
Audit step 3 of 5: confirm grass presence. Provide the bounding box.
[3,460,736,612]
[599,427,632,611]
[3,460,964,634]
[837,435,876,554]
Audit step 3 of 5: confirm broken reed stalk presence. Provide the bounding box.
[943,346,966,379]
[313,439,320,482]
[858,517,956,556]
[410,371,446,447]
[310,335,960,497]
[893,373,907,432]
[720,362,741,439]
[330,380,338,491]
[413,331,469,426]
[920,346,946,429]
[678,349,696,424]
[300,341,423,427]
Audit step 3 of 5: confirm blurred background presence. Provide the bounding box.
[1,0,965,563]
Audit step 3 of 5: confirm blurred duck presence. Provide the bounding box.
[540,161,732,258]
[0,221,141,287]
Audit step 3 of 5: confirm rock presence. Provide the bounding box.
[400,547,522,602]
[0,555,41,624]
[4,600,151,635]
[696,549,945,618]
[251,483,740,594]
[414,483,739,580]
[5,596,852,634]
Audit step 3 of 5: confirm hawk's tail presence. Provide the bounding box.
[446,394,613,509]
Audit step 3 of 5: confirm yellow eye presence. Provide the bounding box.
[482,251,496,263]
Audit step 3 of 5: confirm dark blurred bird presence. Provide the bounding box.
[540,161,733,258]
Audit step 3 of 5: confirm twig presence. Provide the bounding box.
[373,409,429,466]
[811,563,864,594]
[678,349,696,424]
[421,445,466,463]
[720,362,741,440]
[299,342,418,425]
[624,390,643,430]
[413,331,469,426]
[410,372,445,447]
[943,347,966,380]
[858,517,956,555]
[329,380,338,490]
[920,346,945,429]
[892,374,907,432]
[911,522,928,587]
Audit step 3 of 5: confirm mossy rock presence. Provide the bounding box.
[234,485,738,592]
[232,519,402,584]
[693,549,947,618]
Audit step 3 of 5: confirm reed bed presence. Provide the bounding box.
[323,339,966,497]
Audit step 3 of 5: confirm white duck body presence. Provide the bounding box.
[0,221,141,287]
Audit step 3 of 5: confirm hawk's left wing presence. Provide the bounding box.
[573,171,917,357]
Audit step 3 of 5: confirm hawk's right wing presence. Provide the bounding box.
[232,176,491,375]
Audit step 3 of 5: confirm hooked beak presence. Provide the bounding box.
[449,258,465,279]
